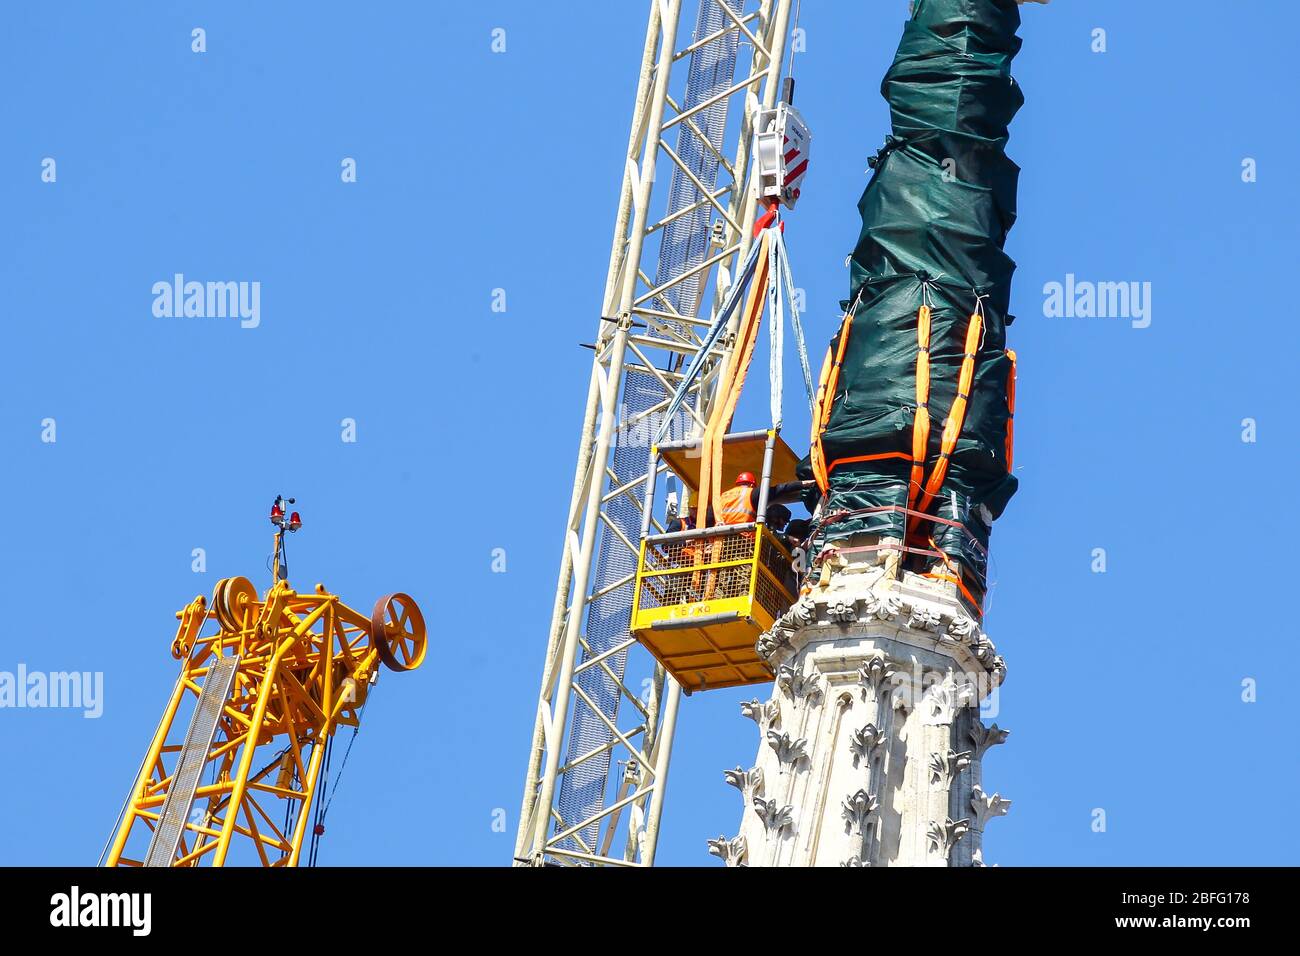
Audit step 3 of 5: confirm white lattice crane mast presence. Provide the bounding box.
[515,0,800,867]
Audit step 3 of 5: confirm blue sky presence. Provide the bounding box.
[1,0,1295,866]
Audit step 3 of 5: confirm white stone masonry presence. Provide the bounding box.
[710,556,1011,867]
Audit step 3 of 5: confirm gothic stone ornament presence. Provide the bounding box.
[947,614,978,643]
[969,634,995,665]
[928,749,972,788]
[841,789,880,835]
[723,765,765,799]
[766,730,809,771]
[970,785,1012,829]
[754,797,794,837]
[776,664,822,704]
[790,595,817,626]
[740,697,781,730]
[827,597,858,623]
[907,603,943,632]
[921,678,962,726]
[755,629,790,661]
[707,834,747,866]
[849,723,886,769]
[856,655,896,700]
[969,721,1010,758]
[926,818,971,860]
[863,591,903,622]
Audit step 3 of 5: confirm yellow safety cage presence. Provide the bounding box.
[630,429,802,693]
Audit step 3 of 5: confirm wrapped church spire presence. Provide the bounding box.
[807,0,1029,606]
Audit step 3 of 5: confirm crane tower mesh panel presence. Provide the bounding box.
[555,0,745,854]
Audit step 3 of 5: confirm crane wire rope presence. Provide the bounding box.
[306,692,373,866]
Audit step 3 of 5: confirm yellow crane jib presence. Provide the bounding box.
[103,500,426,868]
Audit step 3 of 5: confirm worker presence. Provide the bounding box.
[665,509,699,571]
[716,472,813,527]
[785,517,811,556]
[664,512,695,535]
[784,517,812,590]
[708,473,814,598]
[716,472,759,525]
[763,503,801,590]
[664,509,703,603]
[765,503,793,536]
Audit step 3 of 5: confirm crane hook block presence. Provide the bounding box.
[754,101,811,210]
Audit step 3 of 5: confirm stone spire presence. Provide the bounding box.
[715,558,1010,867]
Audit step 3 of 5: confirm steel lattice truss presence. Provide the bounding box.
[516,0,796,867]
[105,579,425,867]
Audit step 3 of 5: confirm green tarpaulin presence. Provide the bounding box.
[803,0,1027,590]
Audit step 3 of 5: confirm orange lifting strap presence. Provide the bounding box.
[908,305,984,534]
[925,535,982,608]
[696,231,771,532]
[907,304,933,509]
[810,299,857,492]
[811,295,989,541]
[809,343,834,489]
[1004,348,1017,472]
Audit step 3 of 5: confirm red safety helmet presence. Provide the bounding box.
[735,471,757,487]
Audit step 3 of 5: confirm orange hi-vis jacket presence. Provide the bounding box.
[717,485,757,525]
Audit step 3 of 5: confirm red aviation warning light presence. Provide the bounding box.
[269,495,299,583]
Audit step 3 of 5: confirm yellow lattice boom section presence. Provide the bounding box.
[105,577,425,867]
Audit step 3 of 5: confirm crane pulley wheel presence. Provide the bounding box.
[211,578,233,631]
[213,576,258,632]
[370,593,427,672]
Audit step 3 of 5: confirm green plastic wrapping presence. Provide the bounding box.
[802,0,1026,582]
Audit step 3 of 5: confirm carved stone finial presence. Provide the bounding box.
[928,749,972,788]
[863,592,903,622]
[753,797,794,836]
[707,834,747,866]
[970,785,1012,829]
[856,655,896,700]
[756,629,791,662]
[947,614,978,643]
[776,663,796,696]
[969,721,1010,759]
[766,729,809,770]
[790,595,818,626]
[723,765,764,799]
[841,789,880,835]
[849,723,886,769]
[776,664,822,704]
[926,817,971,859]
[740,697,780,730]
[921,678,958,725]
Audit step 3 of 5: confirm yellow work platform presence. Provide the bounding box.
[658,430,801,498]
[630,431,800,693]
